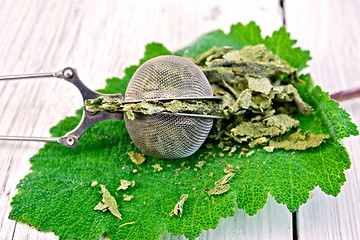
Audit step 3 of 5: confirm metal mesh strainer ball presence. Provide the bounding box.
[124,55,213,159]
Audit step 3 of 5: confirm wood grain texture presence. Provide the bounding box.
[159,195,292,240]
[0,0,289,239]
[285,1,360,239]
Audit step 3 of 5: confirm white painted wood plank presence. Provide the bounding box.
[159,195,292,240]
[285,1,360,239]
[0,0,289,239]
[196,195,292,240]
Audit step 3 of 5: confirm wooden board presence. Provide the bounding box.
[285,0,360,239]
[0,1,289,239]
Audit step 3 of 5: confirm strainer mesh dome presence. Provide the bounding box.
[124,55,213,159]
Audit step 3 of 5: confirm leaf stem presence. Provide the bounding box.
[330,87,360,101]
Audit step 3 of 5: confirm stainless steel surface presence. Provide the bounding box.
[124,110,223,119]
[0,67,123,147]
[0,136,60,142]
[0,72,59,80]
[0,56,218,157]
[121,96,222,104]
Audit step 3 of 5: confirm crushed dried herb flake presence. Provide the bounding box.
[152,164,163,172]
[123,194,134,202]
[170,194,189,217]
[94,184,122,220]
[117,180,135,191]
[127,151,146,166]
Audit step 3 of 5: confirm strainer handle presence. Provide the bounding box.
[58,68,123,147]
[0,68,124,147]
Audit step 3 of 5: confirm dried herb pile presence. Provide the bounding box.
[196,44,329,150]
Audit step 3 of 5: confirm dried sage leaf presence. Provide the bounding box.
[249,137,269,148]
[263,114,300,133]
[170,194,189,217]
[223,164,234,174]
[127,151,146,166]
[206,171,235,196]
[94,184,122,219]
[152,164,163,172]
[205,184,230,195]
[195,161,206,169]
[123,194,134,202]
[263,146,274,152]
[126,110,135,120]
[247,76,273,95]
[231,122,282,142]
[215,172,235,185]
[85,97,123,113]
[232,89,252,111]
[269,131,330,150]
[131,100,165,114]
[117,180,135,191]
[246,150,255,157]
